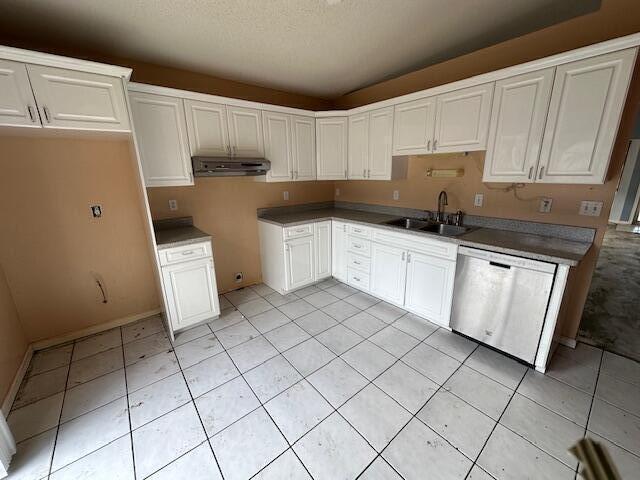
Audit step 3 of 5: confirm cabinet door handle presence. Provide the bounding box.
[353,228,362,233]
[295,229,305,233]
[353,243,362,249]
[407,253,412,263]
[433,140,438,151]
[344,169,347,178]
[27,105,36,123]
[42,106,51,123]
[528,166,533,180]
[401,252,406,261]
[363,168,366,177]
[538,166,545,179]
[343,225,347,232]
[294,170,298,179]
[427,140,431,151]
[181,250,194,256]
[353,276,361,282]
[353,260,361,265]
[366,169,370,178]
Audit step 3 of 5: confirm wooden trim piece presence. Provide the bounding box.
[0,45,132,80]
[1,346,34,417]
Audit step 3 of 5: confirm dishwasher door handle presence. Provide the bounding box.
[489,261,511,269]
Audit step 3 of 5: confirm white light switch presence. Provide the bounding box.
[168,199,178,211]
[335,188,340,197]
[539,197,553,213]
[283,191,289,201]
[474,193,484,207]
[393,190,400,200]
[579,200,603,216]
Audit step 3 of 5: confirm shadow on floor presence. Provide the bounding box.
[579,226,640,361]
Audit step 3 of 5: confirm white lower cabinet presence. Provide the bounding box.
[332,221,348,282]
[370,242,407,306]
[314,221,332,280]
[160,243,220,333]
[285,235,315,290]
[404,250,456,327]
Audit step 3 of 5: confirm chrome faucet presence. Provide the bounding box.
[437,190,448,223]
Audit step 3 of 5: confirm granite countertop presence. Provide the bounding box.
[153,217,212,250]
[258,207,592,266]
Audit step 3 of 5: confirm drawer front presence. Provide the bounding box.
[347,268,370,291]
[348,224,373,239]
[347,236,371,256]
[159,241,212,266]
[347,252,371,273]
[284,223,314,239]
[372,228,457,261]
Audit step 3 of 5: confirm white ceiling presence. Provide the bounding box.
[0,0,599,98]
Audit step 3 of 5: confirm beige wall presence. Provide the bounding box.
[147,179,334,293]
[0,264,28,402]
[0,135,159,342]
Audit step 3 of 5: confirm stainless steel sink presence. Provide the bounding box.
[383,217,473,237]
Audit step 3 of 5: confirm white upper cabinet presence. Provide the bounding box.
[129,92,193,187]
[184,99,230,156]
[483,69,554,183]
[393,97,436,155]
[263,111,293,182]
[0,59,40,127]
[368,106,395,179]
[291,115,316,181]
[348,113,369,179]
[226,105,264,157]
[316,117,348,180]
[433,83,493,153]
[537,49,636,184]
[26,65,130,131]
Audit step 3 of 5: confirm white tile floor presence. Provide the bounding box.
[6,279,640,479]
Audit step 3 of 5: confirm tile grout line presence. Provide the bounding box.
[119,327,138,480]
[577,350,605,477]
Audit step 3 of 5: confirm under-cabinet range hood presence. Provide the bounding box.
[192,156,271,177]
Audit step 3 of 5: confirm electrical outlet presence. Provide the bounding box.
[579,200,603,217]
[539,197,553,213]
[474,193,484,207]
[283,191,289,201]
[234,272,243,284]
[393,190,400,200]
[335,188,340,197]
[168,199,178,211]
[90,204,103,218]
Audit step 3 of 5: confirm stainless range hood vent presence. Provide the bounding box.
[192,156,271,177]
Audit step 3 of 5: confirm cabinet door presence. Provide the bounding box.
[162,258,220,331]
[332,221,348,282]
[392,97,435,155]
[263,111,293,182]
[0,60,40,127]
[129,92,193,187]
[537,49,636,184]
[404,251,455,328]
[27,65,129,131]
[291,115,316,181]
[226,105,264,157]
[434,83,493,153]
[315,221,332,281]
[316,117,348,180]
[370,243,407,306]
[483,69,554,183]
[368,106,394,179]
[348,113,369,179]
[184,99,229,156]
[285,236,315,291]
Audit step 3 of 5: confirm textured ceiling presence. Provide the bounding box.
[0,0,600,98]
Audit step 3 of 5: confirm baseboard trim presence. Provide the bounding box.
[557,335,577,349]
[2,346,33,417]
[31,308,162,352]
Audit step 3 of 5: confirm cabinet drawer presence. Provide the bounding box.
[159,241,212,266]
[284,223,314,239]
[347,252,370,273]
[347,236,371,256]
[348,224,373,239]
[347,268,370,291]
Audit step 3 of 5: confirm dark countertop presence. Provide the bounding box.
[153,217,211,250]
[258,208,591,266]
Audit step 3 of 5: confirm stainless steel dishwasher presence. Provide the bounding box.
[450,246,556,364]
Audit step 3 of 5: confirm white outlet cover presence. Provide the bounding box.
[393,190,400,200]
[474,193,484,207]
[168,199,178,211]
[539,197,553,213]
[579,200,603,216]
[283,191,289,201]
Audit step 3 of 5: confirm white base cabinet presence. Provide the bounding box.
[370,243,407,306]
[285,235,315,291]
[314,221,332,280]
[331,221,348,282]
[159,241,220,333]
